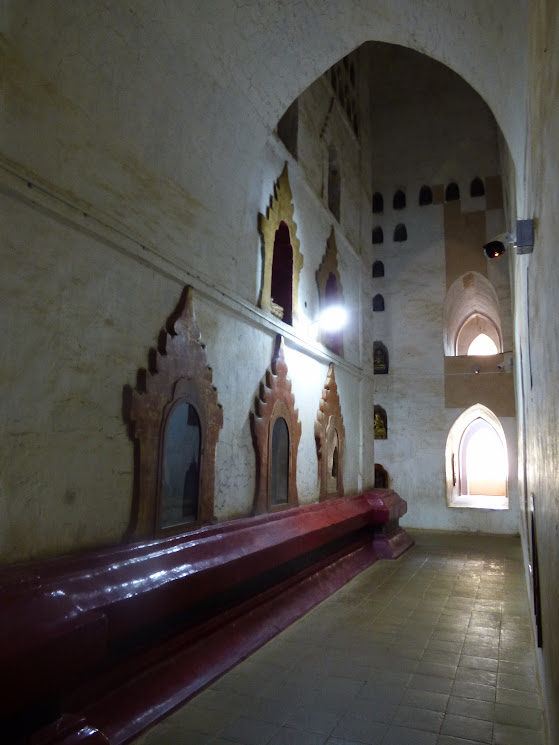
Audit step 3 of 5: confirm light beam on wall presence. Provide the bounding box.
[318,304,348,332]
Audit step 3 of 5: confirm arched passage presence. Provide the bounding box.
[445,404,509,510]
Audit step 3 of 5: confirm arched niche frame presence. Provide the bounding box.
[258,164,304,326]
[316,227,344,356]
[251,336,302,515]
[124,286,223,539]
[315,364,346,500]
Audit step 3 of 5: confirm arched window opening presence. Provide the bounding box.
[372,260,384,278]
[270,417,290,505]
[372,192,384,213]
[393,224,407,242]
[373,294,385,312]
[372,226,384,244]
[328,144,341,221]
[444,274,503,357]
[470,177,485,197]
[271,221,293,325]
[456,312,502,356]
[277,100,298,160]
[419,185,433,206]
[445,182,460,201]
[374,405,387,439]
[459,419,507,498]
[445,404,509,510]
[467,333,498,356]
[393,190,406,210]
[160,402,201,528]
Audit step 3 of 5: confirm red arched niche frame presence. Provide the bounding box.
[124,286,223,539]
[251,336,301,515]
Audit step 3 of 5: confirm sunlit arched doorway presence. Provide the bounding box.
[446,404,509,509]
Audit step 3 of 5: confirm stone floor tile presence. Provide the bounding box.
[495,686,541,709]
[285,705,340,735]
[380,725,438,745]
[331,713,388,743]
[440,713,493,743]
[454,667,497,686]
[409,673,454,695]
[267,726,329,745]
[401,688,449,712]
[219,714,280,745]
[458,655,498,673]
[451,681,496,702]
[446,696,495,721]
[494,702,544,730]
[493,722,546,745]
[392,705,444,733]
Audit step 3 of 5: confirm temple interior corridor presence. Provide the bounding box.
[134,532,546,745]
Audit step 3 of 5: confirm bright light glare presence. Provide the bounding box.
[319,305,348,331]
[468,333,498,356]
[466,427,507,495]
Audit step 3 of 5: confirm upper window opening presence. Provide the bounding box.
[277,100,298,160]
[271,221,293,325]
[328,144,341,221]
[372,192,384,213]
[470,177,485,197]
[445,182,460,201]
[393,190,406,210]
[372,260,385,278]
[467,333,498,356]
[419,185,433,206]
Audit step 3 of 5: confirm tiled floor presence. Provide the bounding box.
[134,531,547,745]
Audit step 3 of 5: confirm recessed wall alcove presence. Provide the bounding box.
[372,260,384,278]
[445,182,460,201]
[393,224,407,242]
[419,185,433,205]
[372,192,384,213]
[374,405,387,439]
[373,341,389,374]
[393,189,406,210]
[373,294,385,312]
[250,336,301,515]
[316,228,344,356]
[124,286,223,538]
[259,164,304,326]
[315,364,345,500]
[372,226,384,244]
[374,464,389,489]
[470,177,485,197]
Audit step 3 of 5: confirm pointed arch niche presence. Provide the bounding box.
[443,272,503,356]
[259,164,304,326]
[315,364,345,500]
[445,404,508,510]
[251,336,302,515]
[316,228,344,356]
[125,287,223,538]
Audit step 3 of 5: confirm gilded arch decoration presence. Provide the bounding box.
[315,363,345,500]
[258,164,304,325]
[250,336,301,515]
[124,286,223,538]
